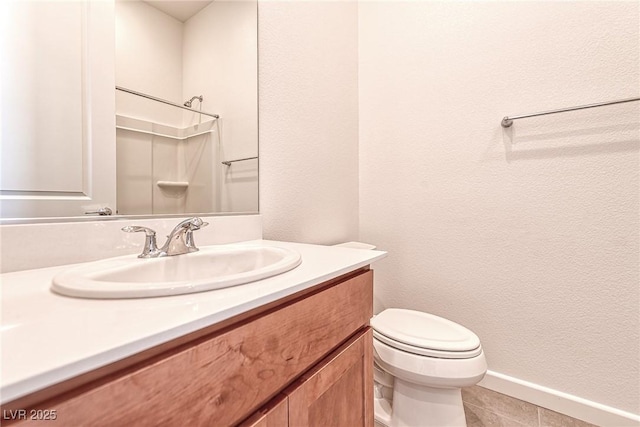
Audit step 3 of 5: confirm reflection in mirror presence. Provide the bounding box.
[0,0,258,221]
[115,0,258,216]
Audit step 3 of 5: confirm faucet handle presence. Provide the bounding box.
[122,226,161,258]
[122,225,156,236]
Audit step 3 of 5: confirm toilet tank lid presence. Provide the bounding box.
[371,309,481,353]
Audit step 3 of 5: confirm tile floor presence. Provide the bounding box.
[462,386,599,427]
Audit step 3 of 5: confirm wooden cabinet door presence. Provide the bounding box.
[238,395,288,427]
[286,329,373,427]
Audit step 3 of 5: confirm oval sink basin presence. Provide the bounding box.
[51,245,302,299]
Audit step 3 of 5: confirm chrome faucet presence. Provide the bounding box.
[122,217,208,258]
[160,217,208,256]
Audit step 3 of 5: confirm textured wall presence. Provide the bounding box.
[359,1,639,415]
[259,1,359,244]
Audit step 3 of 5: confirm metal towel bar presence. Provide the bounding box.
[221,156,258,166]
[501,96,640,128]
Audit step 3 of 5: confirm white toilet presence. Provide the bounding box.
[371,309,487,427]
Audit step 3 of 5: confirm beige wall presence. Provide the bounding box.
[359,0,639,417]
[259,1,360,244]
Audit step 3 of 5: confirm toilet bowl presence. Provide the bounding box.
[371,309,487,427]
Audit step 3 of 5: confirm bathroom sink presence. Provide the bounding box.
[51,245,302,299]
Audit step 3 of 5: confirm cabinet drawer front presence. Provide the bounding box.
[18,270,373,427]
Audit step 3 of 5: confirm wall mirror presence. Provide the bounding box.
[0,0,258,222]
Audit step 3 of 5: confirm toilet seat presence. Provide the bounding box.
[371,309,482,359]
[373,330,482,359]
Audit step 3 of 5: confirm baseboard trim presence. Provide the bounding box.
[478,371,640,427]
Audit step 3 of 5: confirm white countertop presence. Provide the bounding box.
[0,240,386,404]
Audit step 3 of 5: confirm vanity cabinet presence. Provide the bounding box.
[241,329,373,427]
[4,269,374,427]
[286,329,372,427]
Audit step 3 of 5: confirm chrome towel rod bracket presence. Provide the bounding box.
[501,96,640,128]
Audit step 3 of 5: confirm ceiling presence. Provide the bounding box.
[143,1,214,23]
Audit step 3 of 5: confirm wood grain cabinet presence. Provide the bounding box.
[241,329,373,427]
[286,329,373,427]
[4,269,374,427]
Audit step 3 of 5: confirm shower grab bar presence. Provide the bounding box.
[116,86,220,119]
[221,156,258,166]
[501,96,640,128]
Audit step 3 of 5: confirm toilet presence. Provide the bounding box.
[331,242,486,426]
[371,309,487,427]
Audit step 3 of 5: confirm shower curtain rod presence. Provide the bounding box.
[501,96,639,128]
[116,86,220,119]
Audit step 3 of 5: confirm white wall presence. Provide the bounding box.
[359,0,639,417]
[115,0,183,127]
[259,0,359,244]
